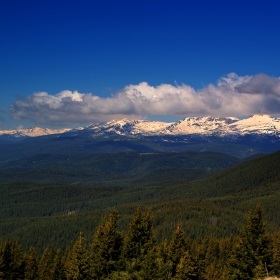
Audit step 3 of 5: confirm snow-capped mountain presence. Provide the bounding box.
[73,118,172,136]
[228,114,280,135]
[1,115,280,140]
[0,127,71,138]
[164,116,239,135]
[69,114,280,137]
[2,115,280,159]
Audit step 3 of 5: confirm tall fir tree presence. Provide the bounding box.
[122,208,155,274]
[52,249,66,280]
[37,247,66,280]
[168,225,188,277]
[140,241,173,280]
[200,237,221,280]
[172,250,198,280]
[23,246,38,280]
[64,232,90,280]
[90,209,123,279]
[229,204,273,280]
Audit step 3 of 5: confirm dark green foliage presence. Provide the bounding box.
[1,206,280,279]
[2,150,280,252]
[173,250,198,280]
[122,208,155,273]
[64,233,90,280]
[229,204,273,279]
[2,149,280,277]
[0,151,240,185]
[23,247,38,280]
[272,232,280,276]
[37,247,65,280]
[168,226,188,276]
[0,240,24,280]
[132,240,173,280]
[90,210,123,279]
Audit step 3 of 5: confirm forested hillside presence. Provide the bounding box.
[1,150,280,279]
[0,151,241,185]
[0,150,279,248]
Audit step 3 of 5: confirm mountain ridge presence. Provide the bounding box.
[2,114,280,139]
[0,127,71,139]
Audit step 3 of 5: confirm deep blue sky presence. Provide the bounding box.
[1,0,280,129]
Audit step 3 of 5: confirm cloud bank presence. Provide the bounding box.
[9,73,280,126]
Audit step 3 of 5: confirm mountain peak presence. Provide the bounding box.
[246,114,276,122]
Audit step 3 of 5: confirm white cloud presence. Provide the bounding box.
[9,73,280,126]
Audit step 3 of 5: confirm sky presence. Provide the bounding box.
[1,0,280,130]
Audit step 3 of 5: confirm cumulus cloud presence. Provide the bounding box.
[9,73,280,126]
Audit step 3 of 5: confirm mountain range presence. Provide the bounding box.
[80,114,280,137]
[2,114,280,139]
[1,114,280,160]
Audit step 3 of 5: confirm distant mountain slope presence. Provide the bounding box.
[0,151,241,185]
[0,132,277,162]
[180,149,280,199]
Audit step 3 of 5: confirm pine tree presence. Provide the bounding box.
[122,208,155,274]
[23,246,38,280]
[90,210,123,279]
[138,246,164,280]
[52,249,66,280]
[37,247,66,280]
[172,250,198,280]
[168,225,188,277]
[147,241,173,280]
[201,237,221,280]
[229,204,273,280]
[65,232,90,280]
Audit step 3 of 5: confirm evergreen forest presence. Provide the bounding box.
[0,150,280,279]
[0,206,279,279]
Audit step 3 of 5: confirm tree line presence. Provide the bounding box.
[0,204,280,280]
